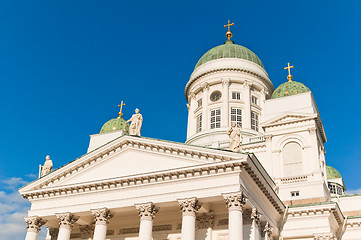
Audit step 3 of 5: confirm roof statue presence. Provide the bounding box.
[39,155,53,178]
[127,108,143,136]
[227,122,242,151]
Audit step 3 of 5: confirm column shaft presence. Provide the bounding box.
[93,224,107,240]
[25,231,38,240]
[228,210,243,240]
[57,226,71,240]
[139,219,153,240]
[243,82,251,129]
[181,215,196,240]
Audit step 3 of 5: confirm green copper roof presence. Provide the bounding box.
[326,165,342,179]
[271,80,310,99]
[194,40,264,70]
[100,117,130,134]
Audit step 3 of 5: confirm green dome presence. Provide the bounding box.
[194,40,264,70]
[326,165,342,179]
[100,117,130,134]
[271,80,310,99]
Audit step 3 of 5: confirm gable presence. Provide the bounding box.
[47,148,210,188]
[262,112,317,128]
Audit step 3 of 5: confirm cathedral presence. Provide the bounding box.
[20,22,361,240]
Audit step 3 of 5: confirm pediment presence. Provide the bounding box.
[21,136,239,193]
[262,112,317,128]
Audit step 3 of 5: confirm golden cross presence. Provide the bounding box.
[224,20,234,31]
[118,101,126,118]
[284,62,294,81]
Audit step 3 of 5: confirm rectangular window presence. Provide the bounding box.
[197,98,202,108]
[196,114,202,133]
[232,92,241,100]
[251,111,259,131]
[210,109,221,129]
[231,108,242,127]
[291,191,300,197]
[251,96,258,105]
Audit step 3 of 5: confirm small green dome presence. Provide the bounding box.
[194,40,264,70]
[326,165,342,179]
[271,80,310,99]
[100,117,130,134]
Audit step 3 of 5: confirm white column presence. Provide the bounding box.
[242,81,251,130]
[24,216,47,240]
[135,202,159,240]
[91,208,113,240]
[201,83,209,131]
[263,222,273,240]
[223,192,246,240]
[250,208,262,240]
[178,197,202,240]
[187,92,197,138]
[222,79,230,127]
[56,213,79,240]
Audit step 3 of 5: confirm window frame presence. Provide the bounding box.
[210,108,221,129]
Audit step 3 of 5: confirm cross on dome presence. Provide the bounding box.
[284,62,294,81]
[118,101,126,118]
[224,20,235,40]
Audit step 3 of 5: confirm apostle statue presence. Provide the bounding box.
[127,108,143,136]
[227,122,242,151]
[40,155,53,177]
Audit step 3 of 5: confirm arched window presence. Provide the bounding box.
[283,142,303,177]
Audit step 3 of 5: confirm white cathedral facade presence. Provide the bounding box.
[19,25,361,240]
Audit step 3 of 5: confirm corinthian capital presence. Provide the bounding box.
[24,216,47,232]
[178,197,202,216]
[91,208,113,225]
[56,212,79,228]
[223,191,247,211]
[135,202,159,221]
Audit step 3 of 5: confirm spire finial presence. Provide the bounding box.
[118,101,126,118]
[284,62,294,81]
[224,20,235,40]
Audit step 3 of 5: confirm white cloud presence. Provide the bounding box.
[0,176,47,240]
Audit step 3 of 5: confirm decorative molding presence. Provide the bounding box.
[263,222,273,239]
[222,78,230,87]
[185,67,274,101]
[91,208,113,225]
[201,82,210,91]
[251,208,262,226]
[24,216,47,232]
[242,80,252,88]
[56,212,79,228]
[288,205,343,224]
[314,233,336,240]
[178,197,202,216]
[223,191,247,212]
[135,202,159,221]
[153,224,172,231]
[118,227,139,234]
[49,228,59,239]
[196,212,215,229]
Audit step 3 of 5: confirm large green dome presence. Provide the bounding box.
[100,117,130,134]
[326,165,342,179]
[194,40,264,70]
[271,80,310,99]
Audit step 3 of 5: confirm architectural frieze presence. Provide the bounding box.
[196,212,215,229]
[288,204,343,225]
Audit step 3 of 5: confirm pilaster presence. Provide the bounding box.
[222,78,230,127]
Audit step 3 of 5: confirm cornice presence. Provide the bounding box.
[288,202,344,225]
[185,67,273,102]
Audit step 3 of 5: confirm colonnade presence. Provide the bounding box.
[24,191,273,240]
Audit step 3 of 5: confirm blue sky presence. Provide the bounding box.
[0,0,360,238]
